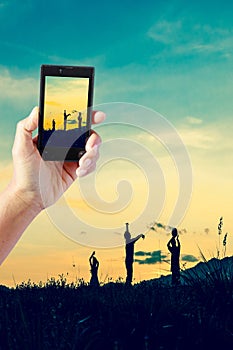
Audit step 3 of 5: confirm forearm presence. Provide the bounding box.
[0,182,41,265]
[134,234,143,243]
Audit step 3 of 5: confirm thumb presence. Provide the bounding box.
[25,106,39,132]
[12,107,39,159]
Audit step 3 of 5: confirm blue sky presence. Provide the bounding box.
[0,0,233,284]
[0,1,232,116]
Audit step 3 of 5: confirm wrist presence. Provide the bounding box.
[7,180,43,218]
[0,179,42,265]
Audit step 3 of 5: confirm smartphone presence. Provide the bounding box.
[38,64,94,161]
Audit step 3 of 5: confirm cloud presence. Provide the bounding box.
[66,119,77,124]
[148,222,173,232]
[135,250,168,264]
[135,257,157,265]
[179,128,214,150]
[46,101,61,107]
[179,228,187,235]
[178,119,233,152]
[135,251,151,257]
[80,231,87,235]
[0,66,37,104]
[181,254,199,262]
[147,20,182,44]
[148,20,233,58]
[155,222,166,229]
[185,116,203,125]
[113,231,122,236]
[148,222,189,236]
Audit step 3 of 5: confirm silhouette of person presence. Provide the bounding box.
[52,119,56,131]
[63,110,71,131]
[89,251,99,287]
[124,223,145,285]
[167,228,181,285]
[78,112,82,129]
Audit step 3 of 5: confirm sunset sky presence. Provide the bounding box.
[44,76,89,130]
[0,0,232,286]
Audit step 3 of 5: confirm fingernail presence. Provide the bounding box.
[27,107,38,128]
[25,107,38,131]
[94,111,106,123]
[77,168,87,177]
[30,106,38,117]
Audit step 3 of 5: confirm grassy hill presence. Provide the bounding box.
[0,257,232,349]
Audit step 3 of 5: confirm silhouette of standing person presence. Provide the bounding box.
[89,251,99,287]
[78,112,82,129]
[124,222,145,286]
[52,119,56,131]
[63,110,71,131]
[167,228,181,286]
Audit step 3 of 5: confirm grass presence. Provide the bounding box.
[0,259,233,350]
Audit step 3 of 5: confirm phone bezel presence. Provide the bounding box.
[38,64,94,161]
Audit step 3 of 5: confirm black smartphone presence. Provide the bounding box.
[38,64,94,161]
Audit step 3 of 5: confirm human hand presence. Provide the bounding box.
[11,107,106,214]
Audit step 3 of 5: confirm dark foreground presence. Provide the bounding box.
[0,269,232,350]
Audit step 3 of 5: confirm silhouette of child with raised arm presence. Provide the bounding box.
[167,228,181,286]
[63,110,71,131]
[89,251,99,287]
[124,222,145,286]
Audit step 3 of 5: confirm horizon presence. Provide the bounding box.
[1,254,232,289]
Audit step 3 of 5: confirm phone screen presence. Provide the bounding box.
[38,65,94,161]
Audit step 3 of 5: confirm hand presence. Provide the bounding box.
[11,107,106,214]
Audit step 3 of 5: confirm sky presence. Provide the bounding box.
[44,76,89,130]
[0,0,233,286]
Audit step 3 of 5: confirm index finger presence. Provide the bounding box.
[92,111,106,125]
